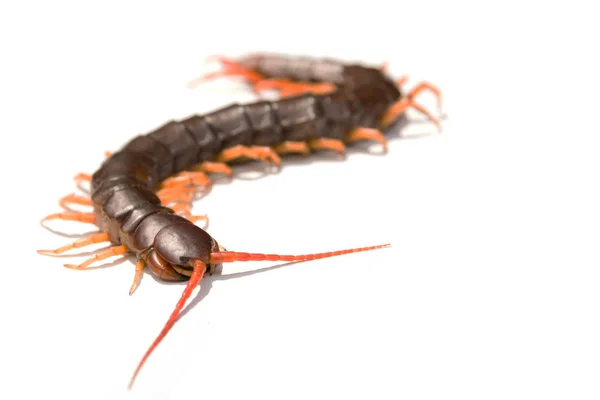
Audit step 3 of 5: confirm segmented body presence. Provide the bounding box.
[193,53,441,129]
[39,54,442,389]
[92,86,398,280]
[233,53,401,92]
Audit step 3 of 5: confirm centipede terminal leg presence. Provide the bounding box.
[380,81,442,129]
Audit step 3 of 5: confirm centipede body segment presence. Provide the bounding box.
[38,52,442,389]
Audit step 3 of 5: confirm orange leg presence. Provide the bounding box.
[157,185,197,197]
[397,75,409,87]
[308,138,346,155]
[170,202,208,225]
[252,78,293,92]
[41,211,95,225]
[37,232,110,255]
[188,56,265,88]
[158,185,208,226]
[346,127,389,151]
[161,171,212,190]
[59,193,92,210]
[74,173,91,183]
[157,187,196,205]
[279,82,336,98]
[380,81,442,129]
[253,78,336,97]
[216,145,281,166]
[129,260,145,296]
[64,245,128,270]
[410,82,442,113]
[193,161,233,177]
[274,141,311,156]
[252,78,336,97]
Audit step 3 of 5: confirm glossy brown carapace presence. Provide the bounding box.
[38,52,442,389]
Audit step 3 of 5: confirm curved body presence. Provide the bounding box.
[39,54,441,389]
[236,53,401,93]
[91,87,399,280]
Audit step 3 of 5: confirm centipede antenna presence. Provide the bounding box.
[209,243,391,264]
[128,261,206,390]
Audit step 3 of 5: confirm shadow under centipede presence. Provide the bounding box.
[230,161,282,181]
[139,259,307,322]
[177,260,306,321]
[178,114,445,203]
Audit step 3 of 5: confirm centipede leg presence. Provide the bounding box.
[157,187,196,205]
[193,161,233,177]
[188,57,264,88]
[380,81,442,129]
[216,145,281,166]
[171,203,208,221]
[161,171,212,190]
[64,245,128,270]
[252,78,295,94]
[73,172,93,194]
[308,138,346,155]
[59,193,92,210]
[74,173,92,183]
[37,232,110,255]
[408,82,442,113]
[252,79,336,97]
[274,141,311,156]
[346,127,389,151]
[129,260,145,296]
[157,173,211,226]
[41,211,96,225]
[397,76,409,87]
[158,185,209,226]
[279,82,337,97]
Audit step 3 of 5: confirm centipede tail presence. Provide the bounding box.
[38,53,442,389]
[192,53,442,130]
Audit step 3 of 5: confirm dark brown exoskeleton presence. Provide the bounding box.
[38,54,442,390]
[190,52,442,131]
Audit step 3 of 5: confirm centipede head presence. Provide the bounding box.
[144,222,223,280]
[128,220,390,390]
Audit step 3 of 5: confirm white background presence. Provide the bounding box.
[1,1,599,399]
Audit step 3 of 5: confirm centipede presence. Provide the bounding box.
[38,53,442,389]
